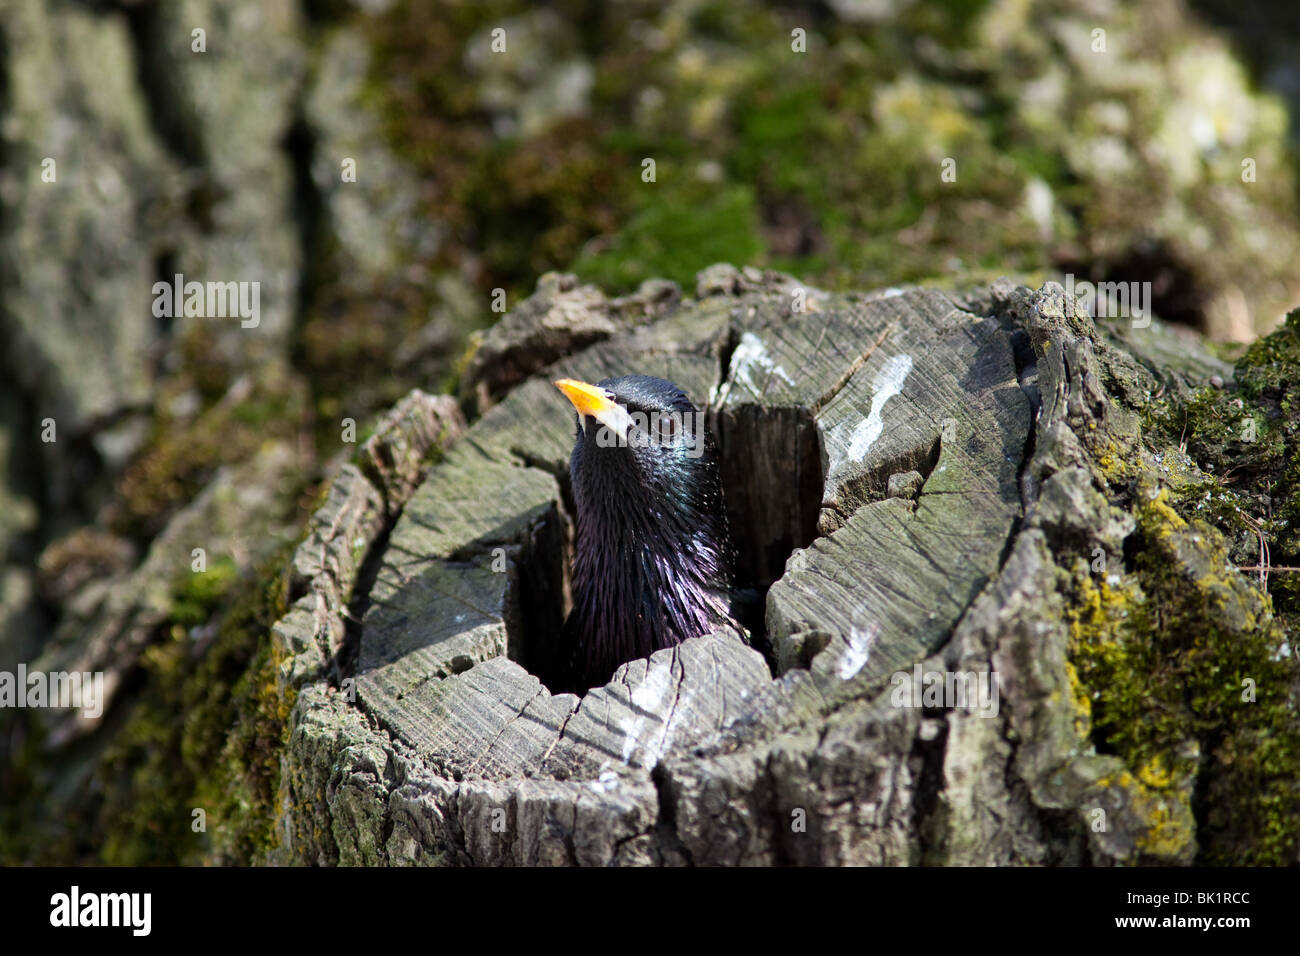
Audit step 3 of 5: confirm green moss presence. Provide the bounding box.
[573,182,764,293]
[1146,308,1300,621]
[351,0,1065,307]
[96,543,295,865]
[445,331,484,403]
[1236,310,1300,569]
[170,555,239,629]
[1238,309,1300,399]
[1055,307,1300,864]
[362,0,625,301]
[110,362,307,543]
[1066,476,1300,864]
[352,0,1299,336]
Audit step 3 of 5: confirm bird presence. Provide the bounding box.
[551,375,742,693]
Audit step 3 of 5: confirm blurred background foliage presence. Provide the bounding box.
[355,0,1299,325]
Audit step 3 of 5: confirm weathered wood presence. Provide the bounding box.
[759,298,1031,681]
[462,272,686,413]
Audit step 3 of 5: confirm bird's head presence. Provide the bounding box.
[554,375,718,518]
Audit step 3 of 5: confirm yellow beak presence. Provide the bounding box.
[554,379,617,418]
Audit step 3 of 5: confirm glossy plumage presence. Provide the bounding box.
[553,375,738,693]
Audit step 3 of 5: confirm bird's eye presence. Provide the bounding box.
[655,411,679,441]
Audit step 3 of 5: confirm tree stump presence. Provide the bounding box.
[269,265,1268,866]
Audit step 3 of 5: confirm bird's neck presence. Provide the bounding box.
[569,482,732,669]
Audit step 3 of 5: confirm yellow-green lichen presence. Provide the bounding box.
[1066,461,1300,864]
[1090,768,1196,862]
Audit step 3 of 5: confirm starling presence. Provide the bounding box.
[552,375,739,693]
